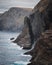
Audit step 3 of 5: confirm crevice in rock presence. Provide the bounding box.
[26,17,34,44]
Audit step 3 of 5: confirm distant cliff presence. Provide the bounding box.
[0,7,32,32]
[14,0,52,65]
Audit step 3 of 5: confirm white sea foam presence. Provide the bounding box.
[21,53,32,57]
[0,31,31,65]
[7,42,23,50]
[14,61,31,65]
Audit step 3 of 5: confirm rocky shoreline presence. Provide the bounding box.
[14,0,52,49]
[13,0,52,65]
[25,30,52,65]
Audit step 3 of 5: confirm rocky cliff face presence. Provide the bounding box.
[27,30,52,65]
[14,0,52,65]
[0,7,31,32]
[14,0,52,48]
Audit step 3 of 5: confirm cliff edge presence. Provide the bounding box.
[14,0,52,65]
[14,0,52,49]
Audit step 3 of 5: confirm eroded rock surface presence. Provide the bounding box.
[27,30,52,65]
[14,0,52,65]
[14,0,52,49]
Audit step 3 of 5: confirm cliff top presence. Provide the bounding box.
[33,0,52,13]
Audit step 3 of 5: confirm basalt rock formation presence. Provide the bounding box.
[0,7,31,32]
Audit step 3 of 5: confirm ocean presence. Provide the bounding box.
[0,31,31,65]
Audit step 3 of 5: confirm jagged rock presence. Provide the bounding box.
[0,7,31,32]
[14,0,52,65]
[14,17,32,49]
[14,0,52,49]
[10,38,14,40]
[24,0,52,65]
[27,30,52,65]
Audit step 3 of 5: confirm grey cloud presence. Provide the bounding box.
[0,0,40,13]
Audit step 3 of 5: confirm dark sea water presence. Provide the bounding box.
[0,31,31,65]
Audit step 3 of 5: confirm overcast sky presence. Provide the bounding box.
[0,0,40,13]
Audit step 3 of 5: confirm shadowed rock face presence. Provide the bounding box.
[25,0,52,65]
[27,30,52,65]
[0,7,31,32]
[14,0,52,65]
[14,17,32,49]
[14,0,52,49]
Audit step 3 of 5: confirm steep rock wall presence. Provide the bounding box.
[14,0,52,49]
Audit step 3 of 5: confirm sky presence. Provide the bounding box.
[0,0,40,13]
